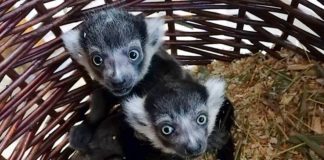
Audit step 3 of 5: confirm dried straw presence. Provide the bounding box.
[193,49,324,160]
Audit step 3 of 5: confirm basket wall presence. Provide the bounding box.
[0,0,323,159]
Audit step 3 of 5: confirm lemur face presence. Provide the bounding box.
[147,82,209,158]
[123,78,226,158]
[62,9,165,96]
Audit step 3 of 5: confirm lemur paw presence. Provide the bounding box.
[69,123,94,152]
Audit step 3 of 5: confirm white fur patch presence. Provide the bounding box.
[204,77,226,135]
[122,95,175,154]
[61,30,97,80]
[145,17,165,46]
[61,30,83,59]
[139,17,166,80]
[123,95,147,127]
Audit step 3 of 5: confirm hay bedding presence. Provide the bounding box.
[192,49,324,160]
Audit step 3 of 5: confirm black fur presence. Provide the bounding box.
[70,109,180,160]
[67,9,234,160]
[69,37,234,160]
[207,99,235,160]
[128,49,189,97]
[70,99,234,160]
[70,50,188,152]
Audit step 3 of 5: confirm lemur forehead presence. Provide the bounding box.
[100,39,142,54]
[80,17,146,51]
[128,39,141,46]
[154,106,207,124]
[88,46,101,54]
[160,91,206,105]
[155,115,172,124]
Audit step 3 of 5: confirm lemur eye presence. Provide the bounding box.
[197,114,207,125]
[92,54,103,66]
[161,125,174,136]
[128,49,139,60]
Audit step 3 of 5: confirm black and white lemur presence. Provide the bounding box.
[61,8,189,150]
[70,78,234,160]
[62,8,234,160]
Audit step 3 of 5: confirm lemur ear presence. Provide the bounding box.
[204,78,226,106]
[145,17,165,51]
[62,29,94,77]
[123,96,150,130]
[122,96,170,151]
[203,77,226,134]
[61,29,85,61]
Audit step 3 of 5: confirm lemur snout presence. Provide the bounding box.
[111,78,127,89]
[185,143,203,156]
[109,77,133,96]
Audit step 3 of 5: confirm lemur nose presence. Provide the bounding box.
[111,79,126,88]
[185,144,202,155]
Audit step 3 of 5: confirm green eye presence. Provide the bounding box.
[92,54,103,66]
[128,49,139,60]
[161,125,174,136]
[197,114,207,125]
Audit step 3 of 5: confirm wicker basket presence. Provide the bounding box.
[0,0,323,159]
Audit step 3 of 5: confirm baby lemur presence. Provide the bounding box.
[62,8,234,160]
[70,98,180,160]
[123,78,234,160]
[62,8,189,149]
[71,78,234,160]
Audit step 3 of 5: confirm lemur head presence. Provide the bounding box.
[123,78,226,158]
[62,9,165,96]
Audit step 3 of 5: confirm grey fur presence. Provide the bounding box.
[61,9,164,96]
[63,8,234,160]
[64,8,190,153]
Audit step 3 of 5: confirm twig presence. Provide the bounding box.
[234,140,243,160]
[308,98,324,105]
[297,88,307,129]
[248,66,257,85]
[233,119,258,143]
[315,63,324,78]
[296,134,324,158]
[275,123,289,140]
[286,112,313,131]
[301,45,311,63]
[274,143,306,157]
[263,65,292,81]
[285,115,300,131]
[282,67,311,93]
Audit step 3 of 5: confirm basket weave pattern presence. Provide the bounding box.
[0,0,323,159]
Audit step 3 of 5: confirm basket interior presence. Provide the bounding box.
[0,0,323,159]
